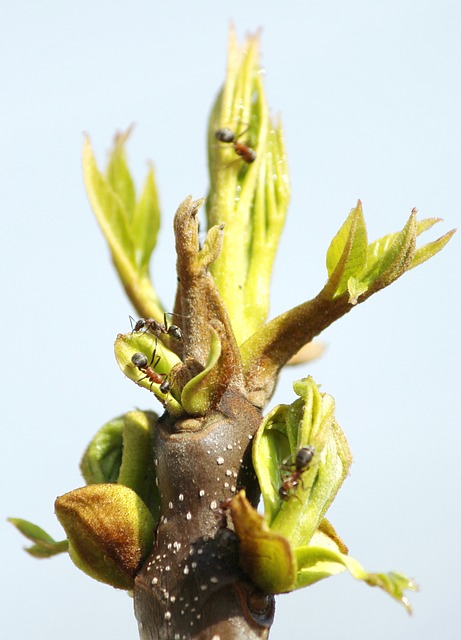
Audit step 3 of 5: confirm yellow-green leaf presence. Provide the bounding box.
[253,377,351,548]
[131,165,161,273]
[409,228,456,270]
[80,417,124,485]
[325,202,368,298]
[114,332,183,416]
[362,211,417,289]
[105,128,136,219]
[347,276,368,305]
[117,411,159,516]
[295,545,418,613]
[83,136,135,266]
[8,518,68,558]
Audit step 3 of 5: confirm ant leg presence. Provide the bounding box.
[235,125,250,140]
[148,339,161,368]
[298,476,306,491]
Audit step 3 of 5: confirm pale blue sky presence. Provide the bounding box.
[2,2,460,638]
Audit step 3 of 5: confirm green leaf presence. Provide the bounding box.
[196,223,225,270]
[206,29,290,343]
[80,417,124,485]
[180,327,223,415]
[366,230,400,271]
[131,165,161,274]
[366,216,440,272]
[83,136,135,266]
[243,120,290,334]
[253,377,351,546]
[409,227,456,270]
[228,494,417,611]
[325,202,368,298]
[362,211,417,289]
[105,128,136,220]
[114,331,183,416]
[83,134,165,321]
[180,318,244,415]
[80,411,159,519]
[347,276,369,305]
[252,404,290,523]
[295,545,418,613]
[295,546,347,587]
[117,410,160,518]
[8,518,68,558]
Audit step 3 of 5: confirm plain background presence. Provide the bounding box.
[1,1,460,638]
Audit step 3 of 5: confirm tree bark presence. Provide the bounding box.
[133,391,275,639]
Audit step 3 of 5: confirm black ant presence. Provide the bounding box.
[278,445,315,502]
[215,127,256,164]
[131,346,170,394]
[130,312,182,341]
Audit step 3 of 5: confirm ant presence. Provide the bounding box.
[130,312,182,341]
[278,445,315,502]
[131,346,170,394]
[215,127,256,164]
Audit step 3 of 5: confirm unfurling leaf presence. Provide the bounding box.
[83,131,164,321]
[80,416,125,485]
[326,201,368,297]
[249,375,416,611]
[295,545,418,613]
[253,376,351,544]
[8,518,68,558]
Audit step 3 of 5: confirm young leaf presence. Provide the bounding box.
[84,134,165,322]
[252,404,290,523]
[253,377,351,546]
[409,227,456,270]
[83,136,135,267]
[131,165,161,274]
[295,546,418,613]
[114,332,183,415]
[105,128,136,219]
[80,416,125,485]
[207,29,290,343]
[325,202,368,298]
[362,211,417,290]
[366,216,443,272]
[347,276,369,305]
[8,518,68,558]
[117,411,159,516]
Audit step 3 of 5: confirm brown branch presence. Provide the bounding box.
[133,394,272,639]
[240,283,384,408]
